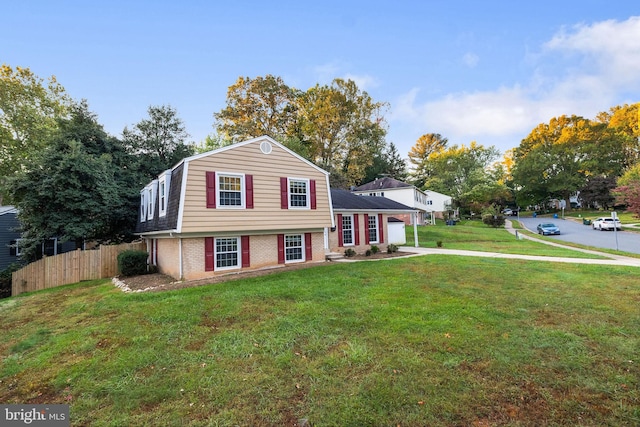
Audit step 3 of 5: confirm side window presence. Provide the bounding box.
[342,214,354,246]
[159,179,166,217]
[218,174,244,207]
[216,237,240,270]
[147,186,155,220]
[285,234,304,262]
[289,178,309,208]
[140,191,147,222]
[367,214,379,243]
[206,172,253,209]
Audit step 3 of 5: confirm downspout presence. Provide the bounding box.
[413,212,419,248]
[179,237,183,280]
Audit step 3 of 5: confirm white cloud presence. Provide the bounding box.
[462,52,479,68]
[343,73,379,91]
[390,16,640,154]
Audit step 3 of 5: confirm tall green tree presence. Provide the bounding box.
[361,142,408,184]
[408,133,448,188]
[123,105,195,178]
[298,78,388,186]
[512,115,625,209]
[420,141,501,212]
[0,64,72,203]
[8,104,132,259]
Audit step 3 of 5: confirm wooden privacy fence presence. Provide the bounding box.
[12,241,146,296]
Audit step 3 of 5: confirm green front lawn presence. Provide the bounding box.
[1,255,639,426]
[405,219,606,259]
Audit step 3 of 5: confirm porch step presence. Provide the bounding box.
[325,252,344,261]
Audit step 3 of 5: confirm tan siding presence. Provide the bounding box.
[180,141,332,233]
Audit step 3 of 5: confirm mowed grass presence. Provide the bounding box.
[1,255,639,426]
[405,219,607,259]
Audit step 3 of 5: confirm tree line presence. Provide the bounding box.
[2,64,639,261]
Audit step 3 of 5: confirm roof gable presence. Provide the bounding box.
[178,135,329,177]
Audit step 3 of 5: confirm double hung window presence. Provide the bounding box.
[218,174,243,207]
[342,214,354,246]
[285,234,304,262]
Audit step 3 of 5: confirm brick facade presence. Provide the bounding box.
[154,232,326,281]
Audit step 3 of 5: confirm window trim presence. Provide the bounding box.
[284,234,305,263]
[147,185,155,220]
[214,236,241,271]
[367,214,380,244]
[287,177,310,209]
[158,177,167,217]
[140,190,147,222]
[341,214,355,246]
[216,172,246,209]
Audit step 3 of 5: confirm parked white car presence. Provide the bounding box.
[591,217,622,231]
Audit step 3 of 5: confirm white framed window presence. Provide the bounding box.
[159,178,167,217]
[140,191,147,222]
[217,173,245,208]
[288,178,309,209]
[368,215,379,244]
[147,186,155,220]
[285,234,304,263]
[342,214,354,246]
[215,237,240,270]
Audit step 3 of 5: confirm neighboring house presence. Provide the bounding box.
[136,136,334,281]
[329,189,418,253]
[1,206,21,270]
[353,177,452,225]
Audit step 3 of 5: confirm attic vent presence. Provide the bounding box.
[260,141,272,154]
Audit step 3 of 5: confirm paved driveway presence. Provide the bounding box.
[515,215,640,254]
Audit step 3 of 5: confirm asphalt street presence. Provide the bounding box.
[515,214,640,254]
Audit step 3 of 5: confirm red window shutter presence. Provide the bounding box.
[277,234,285,264]
[305,233,312,260]
[246,174,254,209]
[280,177,288,209]
[354,214,360,246]
[205,237,214,271]
[378,213,384,243]
[337,214,343,247]
[310,180,317,210]
[241,235,250,267]
[206,171,216,208]
[364,214,370,245]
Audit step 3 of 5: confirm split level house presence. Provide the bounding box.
[136,136,418,281]
[353,177,452,225]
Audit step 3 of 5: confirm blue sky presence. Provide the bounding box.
[3,1,640,158]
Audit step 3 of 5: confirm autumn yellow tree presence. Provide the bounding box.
[512,115,625,209]
[214,75,300,142]
[297,78,388,187]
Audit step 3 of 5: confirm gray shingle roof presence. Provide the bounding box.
[331,189,414,211]
[354,177,413,191]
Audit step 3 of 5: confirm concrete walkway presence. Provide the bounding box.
[397,220,640,268]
